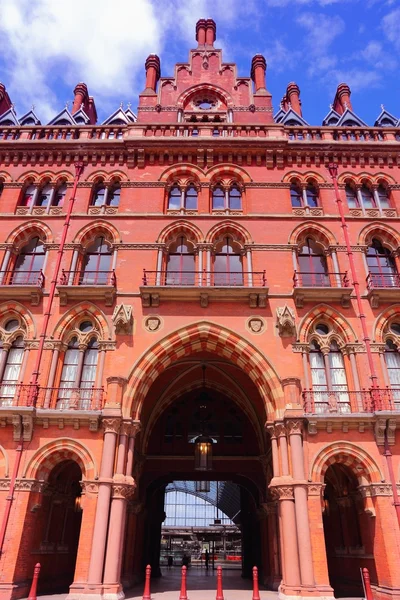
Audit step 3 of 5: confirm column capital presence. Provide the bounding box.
[112,481,137,499]
[270,484,294,501]
[307,482,325,497]
[285,419,304,436]
[265,422,277,439]
[274,422,287,438]
[81,480,100,496]
[102,417,121,434]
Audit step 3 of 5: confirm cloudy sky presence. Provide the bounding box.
[0,0,398,125]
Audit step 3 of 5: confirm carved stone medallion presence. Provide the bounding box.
[144,316,162,332]
[246,316,265,335]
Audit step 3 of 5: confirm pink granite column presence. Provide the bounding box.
[87,417,120,586]
[275,423,289,476]
[277,485,301,589]
[287,419,315,587]
[266,424,280,476]
[126,421,142,477]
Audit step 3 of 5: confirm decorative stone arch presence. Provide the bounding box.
[205,221,252,245]
[282,171,302,185]
[359,223,400,252]
[125,321,284,420]
[358,173,375,188]
[0,170,12,183]
[16,170,41,184]
[177,84,234,110]
[373,172,396,186]
[159,163,205,184]
[288,222,337,248]
[373,305,400,343]
[106,170,128,184]
[73,220,121,246]
[337,171,359,186]
[0,444,9,478]
[298,303,357,344]
[206,163,252,184]
[52,301,112,341]
[52,170,74,185]
[36,171,58,186]
[85,170,109,183]
[23,438,98,481]
[157,221,203,245]
[0,301,36,339]
[282,170,325,185]
[6,221,54,247]
[309,441,384,485]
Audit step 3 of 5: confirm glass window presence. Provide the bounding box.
[81,236,112,285]
[360,185,375,209]
[377,185,390,209]
[54,183,67,207]
[345,184,358,209]
[0,336,24,404]
[212,185,225,210]
[367,238,398,287]
[80,338,98,409]
[166,236,195,285]
[108,185,121,207]
[13,237,45,284]
[57,337,79,409]
[21,185,36,207]
[214,236,243,286]
[185,185,197,210]
[168,185,181,210]
[37,184,52,207]
[229,184,242,210]
[385,340,400,406]
[290,184,302,207]
[92,185,106,207]
[305,185,318,208]
[297,238,329,287]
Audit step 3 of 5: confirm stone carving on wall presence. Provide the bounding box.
[247,317,265,335]
[112,304,133,334]
[276,305,296,338]
[144,316,162,332]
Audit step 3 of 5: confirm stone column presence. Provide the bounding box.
[87,416,120,587]
[264,502,281,590]
[275,423,289,476]
[266,425,279,477]
[43,342,61,408]
[307,484,333,592]
[274,484,301,592]
[126,421,142,477]
[287,419,315,588]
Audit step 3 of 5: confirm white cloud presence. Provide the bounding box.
[382,7,400,48]
[359,40,397,69]
[263,40,302,73]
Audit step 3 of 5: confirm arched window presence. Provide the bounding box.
[297,238,329,287]
[108,184,121,207]
[13,237,45,285]
[310,339,349,413]
[360,185,375,209]
[91,185,106,207]
[228,184,242,210]
[54,183,67,207]
[366,238,398,288]
[57,336,99,410]
[214,237,243,286]
[345,184,358,209]
[377,184,390,209]
[290,184,302,207]
[212,185,225,210]
[21,185,36,207]
[305,184,318,208]
[168,185,181,210]
[384,339,400,406]
[166,236,195,285]
[0,336,24,405]
[184,185,198,210]
[37,184,52,207]
[81,236,112,285]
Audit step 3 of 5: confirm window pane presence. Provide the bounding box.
[168,186,181,210]
[93,187,106,206]
[185,186,197,210]
[290,185,302,207]
[212,186,225,209]
[108,187,121,207]
[229,186,242,210]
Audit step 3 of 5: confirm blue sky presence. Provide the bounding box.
[0,0,398,126]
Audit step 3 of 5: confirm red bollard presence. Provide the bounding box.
[179,565,188,600]
[27,563,41,600]
[142,564,151,600]
[252,566,261,600]
[362,568,373,600]
[216,565,224,600]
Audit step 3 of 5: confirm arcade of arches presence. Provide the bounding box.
[1,331,399,600]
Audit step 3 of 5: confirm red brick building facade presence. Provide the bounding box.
[0,18,400,600]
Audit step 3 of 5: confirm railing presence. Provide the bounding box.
[142,270,267,287]
[366,272,400,290]
[0,383,104,410]
[0,270,44,286]
[303,388,400,414]
[59,270,116,286]
[293,271,349,288]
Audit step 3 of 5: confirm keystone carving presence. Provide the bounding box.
[112,304,133,334]
[276,305,296,338]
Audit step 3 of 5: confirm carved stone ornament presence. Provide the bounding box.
[270,484,294,500]
[286,419,303,436]
[112,304,133,334]
[14,479,48,493]
[80,480,99,496]
[144,316,161,332]
[0,479,11,491]
[102,417,121,435]
[374,418,387,446]
[247,317,265,335]
[307,483,325,497]
[276,305,296,338]
[112,481,137,499]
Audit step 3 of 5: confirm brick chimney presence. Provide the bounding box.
[72,82,97,124]
[0,83,12,116]
[144,54,161,93]
[286,82,302,116]
[332,83,352,115]
[205,19,216,47]
[251,55,267,92]
[196,19,207,46]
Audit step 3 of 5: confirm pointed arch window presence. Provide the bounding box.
[91,185,106,207]
[168,185,182,210]
[57,337,98,410]
[366,238,398,288]
[81,236,113,285]
[54,183,67,207]
[377,185,390,209]
[290,184,302,207]
[166,236,195,285]
[212,185,225,210]
[21,185,36,208]
[384,339,400,406]
[13,237,45,285]
[0,336,24,405]
[360,185,375,209]
[297,238,329,287]
[185,184,198,210]
[214,237,243,286]
[228,184,242,210]
[310,340,349,413]
[108,184,121,207]
[345,184,358,209]
[306,184,318,208]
